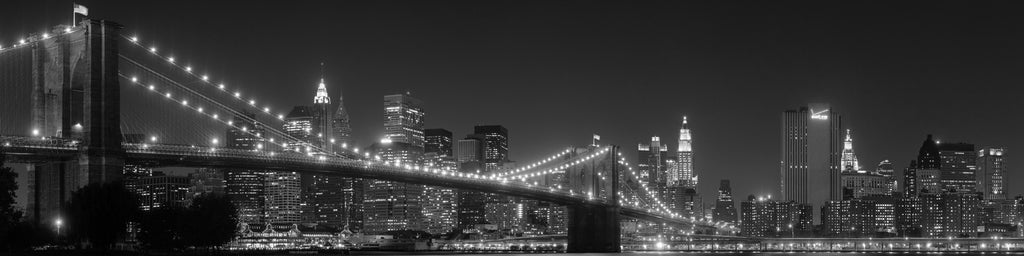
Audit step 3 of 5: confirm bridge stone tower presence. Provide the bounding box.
[565,146,621,252]
[26,19,124,223]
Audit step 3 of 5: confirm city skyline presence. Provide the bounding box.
[3,0,1024,207]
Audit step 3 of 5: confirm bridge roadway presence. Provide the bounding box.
[0,136,725,230]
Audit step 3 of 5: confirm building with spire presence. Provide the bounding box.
[841,129,860,172]
[672,116,696,188]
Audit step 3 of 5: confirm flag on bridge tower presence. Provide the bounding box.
[593,134,601,146]
[74,4,88,16]
[72,3,88,25]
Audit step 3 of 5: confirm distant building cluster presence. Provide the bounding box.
[737,104,1020,238]
[106,72,575,249]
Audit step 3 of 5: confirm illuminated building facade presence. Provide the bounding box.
[739,195,812,237]
[673,116,696,188]
[364,141,425,234]
[638,136,669,198]
[977,147,1006,200]
[283,106,314,152]
[266,171,302,225]
[423,128,458,234]
[938,142,977,193]
[781,104,843,222]
[225,112,268,225]
[133,173,190,211]
[841,129,860,172]
[455,135,486,229]
[713,180,738,224]
[474,125,509,169]
[383,93,425,148]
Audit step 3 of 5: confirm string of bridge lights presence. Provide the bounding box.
[119,34,288,122]
[505,147,611,181]
[119,58,362,162]
[494,148,573,177]
[0,26,80,53]
[121,74,373,159]
[617,152,732,229]
[616,152,679,217]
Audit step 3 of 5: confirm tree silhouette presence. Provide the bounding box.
[0,152,25,251]
[65,182,138,250]
[181,194,237,248]
[137,206,186,250]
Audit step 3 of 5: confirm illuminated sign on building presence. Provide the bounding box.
[811,109,830,120]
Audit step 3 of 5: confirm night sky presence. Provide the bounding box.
[4,0,1024,204]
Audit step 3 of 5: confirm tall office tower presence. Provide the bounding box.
[423,128,458,234]
[938,142,977,193]
[840,129,861,172]
[340,177,364,231]
[225,112,267,225]
[918,134,941,169]
[977,148,1006,200]
[383,93,425,148]
[364,140,425,234]
[283,106,314,152]
[312,75,333,150]
[133,172,190,211]
[780,104,842,220]
[638,136,670,196]
[674,116,696,188]
[310,175,346,228]
[474,125,510,169]
[713,180,738,224]
[265,171,302,225]
[456,135,487,229]
[332,80,353,147]
[324,77,361,231]
[903,160,919,195]
[456,135,485,163]
[425,129,454,156]
[906,135,940,196]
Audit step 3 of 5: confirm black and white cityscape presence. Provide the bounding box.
[2,1,1024,254]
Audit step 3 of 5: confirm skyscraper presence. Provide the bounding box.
[939,142,977,193]
[474,125,510,169]
[674,116,696,188]
[780,104,842,221]
[364,140,425,234]
[455,135,486,229]
[364,94,427,234]
[283,106,314,152]
[423,128,458,234]
[312,75,333,150]
[977,147,1006,200]
[841,129,860,172]
[265,171,302,225]
[383,93,425,148]
[638,136,670,197]
[324,76,361,231]
[225,112,267,225]
[713,180,738,224]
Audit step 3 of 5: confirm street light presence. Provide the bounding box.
[54,217,63,238]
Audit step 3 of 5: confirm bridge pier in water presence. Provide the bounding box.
[567,204,621,253]
[23,19,124,224]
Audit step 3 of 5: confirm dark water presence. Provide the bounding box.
[374,252,1024,256]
